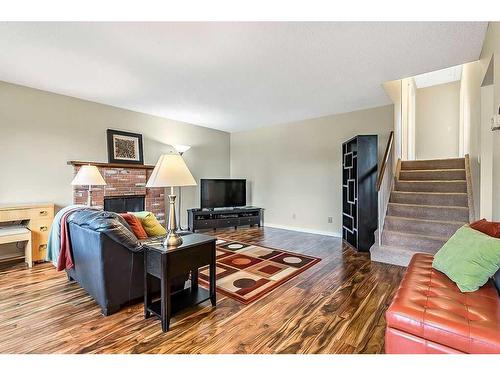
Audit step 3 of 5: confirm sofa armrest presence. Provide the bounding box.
[68,222,147,315]
[67,223,108,310]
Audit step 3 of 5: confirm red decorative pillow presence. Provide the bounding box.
[119,213,148,240]
[469,219,500,238]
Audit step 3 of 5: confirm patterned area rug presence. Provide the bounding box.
[199,238,321,304]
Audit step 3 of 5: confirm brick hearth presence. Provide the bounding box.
[71,163,165,224]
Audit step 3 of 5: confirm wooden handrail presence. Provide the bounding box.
[376,131,394,191]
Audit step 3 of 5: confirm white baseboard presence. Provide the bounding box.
[264,222,341,238]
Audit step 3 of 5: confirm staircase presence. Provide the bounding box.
[370,157,473,267]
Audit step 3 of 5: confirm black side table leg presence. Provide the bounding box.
[161,279,171,332]
[160,258,171,332]
[144,254,151,319]
[166,277,171,331]
[191,269,199,291]
[209,243,216,307]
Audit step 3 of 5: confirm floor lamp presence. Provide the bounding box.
[146,153,197,247]
[173,145,191,230]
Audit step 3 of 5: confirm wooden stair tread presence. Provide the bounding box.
[402,157,465,163]
[382,229,448,242]
[396,180,466,183]
[384,215,468,225]
[401,168,465,172]
[392,191,467,195]
[387,202,469,210]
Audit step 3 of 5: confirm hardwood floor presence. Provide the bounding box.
[0,227,405,354]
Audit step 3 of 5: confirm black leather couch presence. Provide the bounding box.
[65,210,185,316]
[66,222,150,315]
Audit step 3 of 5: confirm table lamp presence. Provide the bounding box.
[173,144,192,230]
[146,154,197,247]
[71,165,107,206]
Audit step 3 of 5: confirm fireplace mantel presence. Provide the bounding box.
[67,160,156,170]
[69,160,165,224]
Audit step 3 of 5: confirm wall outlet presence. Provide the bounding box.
[328,217,333,223]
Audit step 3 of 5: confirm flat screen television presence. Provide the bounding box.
[200,179,246,209]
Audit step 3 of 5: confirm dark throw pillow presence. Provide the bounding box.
[470,218,500,238]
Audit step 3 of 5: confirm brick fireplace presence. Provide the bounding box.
[69,161,165,224]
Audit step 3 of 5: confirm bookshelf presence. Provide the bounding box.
[342,135,378,251]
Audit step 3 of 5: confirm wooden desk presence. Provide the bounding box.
[0,203,55,267]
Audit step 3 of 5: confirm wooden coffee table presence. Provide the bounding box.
[143,233,216,332]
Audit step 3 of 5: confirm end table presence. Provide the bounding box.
[143,233,216,332]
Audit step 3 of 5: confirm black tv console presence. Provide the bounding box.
[187,207,263,232]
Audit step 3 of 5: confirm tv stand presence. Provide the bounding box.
[187,207,263,232]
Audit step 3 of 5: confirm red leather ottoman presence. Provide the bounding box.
[385,253,500,354]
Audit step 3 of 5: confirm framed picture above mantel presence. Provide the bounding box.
[106,129,144,165]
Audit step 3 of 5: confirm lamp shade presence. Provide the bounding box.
[173,144,191,154]
[146,154,197,188]
[71,165,107,186]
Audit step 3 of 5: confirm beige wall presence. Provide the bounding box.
[478,22,500,220]
[401,78,410,160]
[480,23,500,114]
[415,81,460,160]
[480,85,494,219]
[407,78,417,160]
[0,81,231,226]
[230,105,394,236]
[382,79,402,169]
[401,77,417,161]
[460,61,482,219]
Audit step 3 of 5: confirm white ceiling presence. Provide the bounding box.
[413,65,463,88]
[0,22,487,132]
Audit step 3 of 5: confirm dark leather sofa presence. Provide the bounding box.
[65,210,185,316]
[66,221,151,315]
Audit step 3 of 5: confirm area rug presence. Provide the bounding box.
[198,238,321,304]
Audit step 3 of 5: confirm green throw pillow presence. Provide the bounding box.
[129,211,167,237]
[432,225,500,292]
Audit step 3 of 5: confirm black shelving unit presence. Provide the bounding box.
[342,135,378,252]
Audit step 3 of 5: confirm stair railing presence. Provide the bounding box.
[464,154,476,222]
[376,131,395,245]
